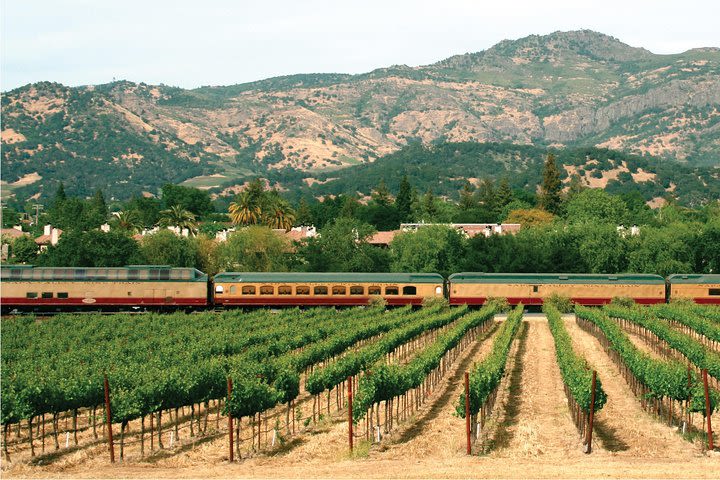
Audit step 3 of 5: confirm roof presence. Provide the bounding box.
[213,272,444,284]
[0,228,28,239]
[368,230,400,245]
[667,274,720,284]
[448,273,666,284]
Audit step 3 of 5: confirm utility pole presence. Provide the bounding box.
[33,204,43,226]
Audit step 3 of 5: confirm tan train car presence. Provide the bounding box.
[1,265,209,311]
[667,274,720,304]
[448,273,666,306]
[213,272,444,306]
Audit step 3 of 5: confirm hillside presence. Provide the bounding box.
[2,30,719,201]
[269,142,720,207]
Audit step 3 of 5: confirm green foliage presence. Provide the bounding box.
[300,218,389,272]
[575,306,691,401]
[38,230,141,267]
[604,305,720,381]
[389,225,466,277]
[457,305,524,416]
[138,230,198,267]
[306,306,467,396]
[484,297,511,313]
[565,189,629,224]
[610,296,636,308]
[544,305,607,413]
[161,184,214,216]
[354,306,496,420]
[539,153,562,215]
[10,235,38,264]
[217,225,292,272]
[544,293,574,313]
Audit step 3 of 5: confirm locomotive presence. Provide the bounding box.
[1,265,718,313]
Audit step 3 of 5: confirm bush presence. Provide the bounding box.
[544,293,574,313]
[367,295,387,308]
[484,296,511,313]
[611,296,636,308]
[422,295,449,310]
[669,297,695,307]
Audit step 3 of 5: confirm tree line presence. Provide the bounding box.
[2,155,719,276]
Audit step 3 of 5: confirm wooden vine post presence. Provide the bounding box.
[703,369,714,450]
[347,376,353,452]
[103,375,115,463]
[585,370,597,454]
[465,372,471,455]
[227,377,234,462]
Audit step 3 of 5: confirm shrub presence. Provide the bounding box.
[368,295,387,308]
[544,293,574,313]
[484,296,511,313]
[611,296,636,308]
[422,295,449,310]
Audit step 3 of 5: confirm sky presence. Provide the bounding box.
[2,0,719,91]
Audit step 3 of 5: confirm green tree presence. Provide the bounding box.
[539,153,562,215]
[39,231,141,267]
[693,221,720,273]
[139,230,198,267]
[300,218,389,272]
[11,236,38,264]
[371,179,392,207]
[496,178,513,210]
[295,198,313,226]
[124,196,162,227]
[389,225,466,277]
[112,210,142,233]
[229,191,261,225]
[421,189,438,221]
[459,182,477,211]
[264,198,296,231]
[159,205,198,233]
[627,226,695,276]
[217,226,291,272]
[161,184,214,216]
[395,176,413,222]
[565,189,629,225]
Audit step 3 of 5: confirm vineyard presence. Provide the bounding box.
[1,303,719,479]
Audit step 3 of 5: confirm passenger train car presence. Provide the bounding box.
[667,274,720,304]
[213,272,444,306]
[1,265,719,312]
[0,265,208,310]
[447,273,667,306]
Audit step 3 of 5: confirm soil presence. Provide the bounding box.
[4,314,717,479]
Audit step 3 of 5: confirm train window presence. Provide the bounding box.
[402,286,417,295]
[75,269,87,280]
[385,287,399,295]
[296,286,310,295]
[42,292,53,299]
[332,286,347,295]
[710,288,720,296]
[278,286,292,295]
[32,270,44,280]
[26,292,38,299]
[435,286,443,295]
[368,286,381,295]
[215,285,224,294]
[10,269,22,278]
[314,286,328,295]
[532,285,539,293]
[159,269,171,280]
[350,286,364,295]
[228,285,236,294]
[128,270,139,280]
[260,286,274,295]
[57,292,68,299]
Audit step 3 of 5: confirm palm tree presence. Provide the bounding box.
[264,199,296,231]
[229,191,261,225]
[112,210,141,233]
[160,205,197,234]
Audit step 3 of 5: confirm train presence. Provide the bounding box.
[1,265,719,313]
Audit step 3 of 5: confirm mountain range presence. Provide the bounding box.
[2,30,719,204]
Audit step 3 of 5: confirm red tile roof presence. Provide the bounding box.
[368,230,400,245]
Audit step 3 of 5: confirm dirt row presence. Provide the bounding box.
[5,314,715,479]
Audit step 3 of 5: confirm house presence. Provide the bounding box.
[398,223,521,238]
[35,225,63,250]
